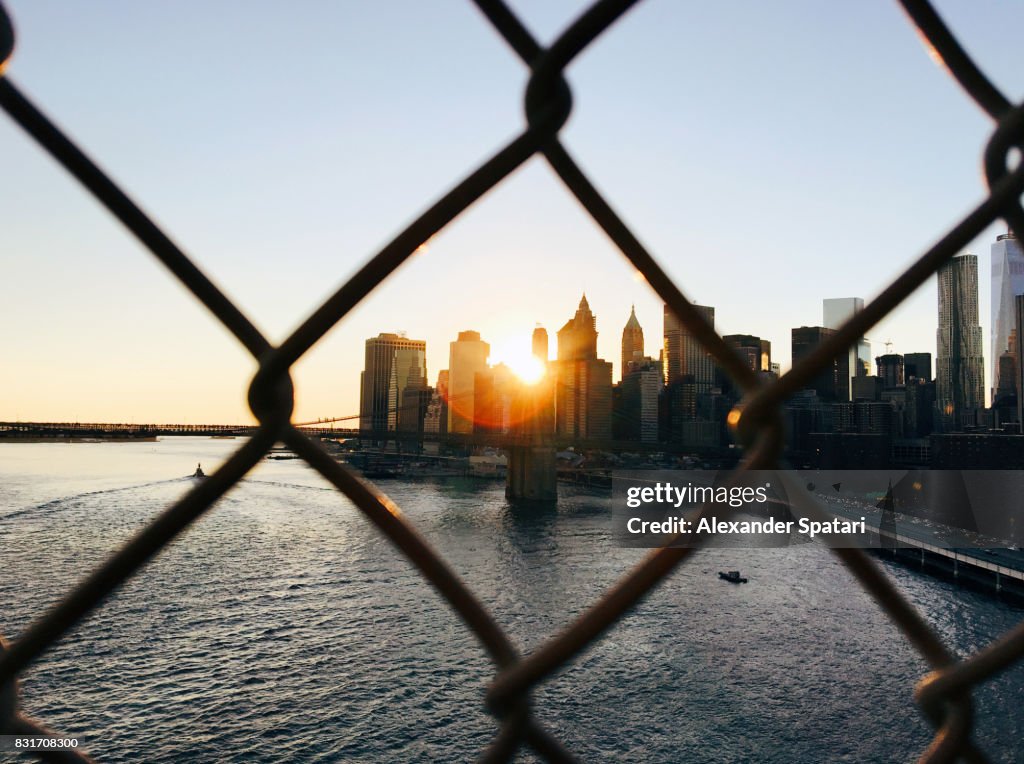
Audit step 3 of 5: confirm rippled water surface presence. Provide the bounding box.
[1,438,1023,762]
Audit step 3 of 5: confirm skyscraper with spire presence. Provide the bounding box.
[621,305,644,381]
[557,293,598,361]
[554,294,612,440]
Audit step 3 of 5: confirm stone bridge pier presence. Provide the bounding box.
[505,378,557,502]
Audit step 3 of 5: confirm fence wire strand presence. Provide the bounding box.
[1,1,1023,761]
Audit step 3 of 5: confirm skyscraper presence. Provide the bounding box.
[387,347,427,430]
[473,363,517,434]
[359,333,427,433]
[663,304,715,388]
[447,330,490,435]
[791,326,848,401]
[904,352,932,382]
[532,325,549,363]
[875,354,904,389]
[936,253,984,428]
[423,370,449,436]
[990,230,1024,400]
[621,305,644,380]
[618,358,661,443]
[1015,294,1024,426]
[554,295,613,440]
[722,334,771,373]
[557,294,598,361]
[823,297,870,398]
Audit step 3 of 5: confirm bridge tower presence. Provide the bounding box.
[506,378,557,502]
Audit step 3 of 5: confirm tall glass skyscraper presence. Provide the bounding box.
[990,230,1024,400]
[937,253,984,428]
[822,297,870,398]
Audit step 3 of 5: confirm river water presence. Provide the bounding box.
[1,438,1022,762]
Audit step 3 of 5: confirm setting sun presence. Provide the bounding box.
[490,335,547,385]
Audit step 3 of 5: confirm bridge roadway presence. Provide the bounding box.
[824,498,1024,594]
[0,422,734,456]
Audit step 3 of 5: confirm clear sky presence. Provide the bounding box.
[1,1,1021,423]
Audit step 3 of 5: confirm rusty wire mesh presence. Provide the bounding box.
[2,0,1024,761]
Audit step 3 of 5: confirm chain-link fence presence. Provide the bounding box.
[2,0,1024,761]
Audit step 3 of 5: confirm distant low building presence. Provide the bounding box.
[930,432,1024,468]
[809,432,892,469]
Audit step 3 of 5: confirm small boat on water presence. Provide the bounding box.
[718,570,748,584]
[191,463,206,479]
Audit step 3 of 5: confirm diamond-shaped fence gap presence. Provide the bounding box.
[285,154,689,426]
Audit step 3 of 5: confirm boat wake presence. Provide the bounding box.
[0,478,190,522]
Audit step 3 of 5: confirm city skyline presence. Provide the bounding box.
[2,2,1020,423]
[350,289,960,440]
[0,264,1013,425]
[346,280,1022,465]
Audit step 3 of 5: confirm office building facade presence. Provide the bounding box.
[619,357,660,443]
[792,326,848,402]
[936,253,984,428]
[876,354,904,389]
[991,231,1024,400]
[822,297,870,398]
[904,352,932,382]
[448,330,490,435]
[663,303,715,388]
[359,333,427,433]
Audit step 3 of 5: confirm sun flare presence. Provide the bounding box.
[490,336,547,385]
